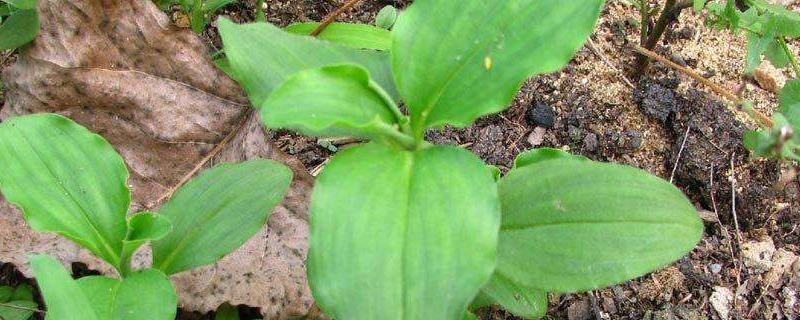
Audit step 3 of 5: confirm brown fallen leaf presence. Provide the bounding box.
[0,0,314,317]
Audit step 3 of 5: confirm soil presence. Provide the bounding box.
[2,0,800,319]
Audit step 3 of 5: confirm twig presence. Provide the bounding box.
[729,153,744,256]
[310,0,364,36]
[710,165,740,289]
[670,125,691,183]
[634,0,694,76]
[633,45,774,127]
[150,111,252,208]
[587,38,634,89]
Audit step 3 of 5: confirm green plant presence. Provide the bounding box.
[374,5,398,30]
[218,0,703,318]
[0,0,39,50]
[0,113,292,319]
[156,0,238,33]
[0,283,38,320]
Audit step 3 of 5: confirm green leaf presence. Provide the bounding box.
[514,148,589,168]
[285,22,392,50]
[0,286,11,302]
[76,276,119,319]
[121,212,172,274]
[214,303,240,320]
[3,0,36,9]
[375,5,398,29]
[0,9,39,50]
[779,79,800,131]
[152,160,292,275]
[391,0,603,138]
[308,143,500,319]
[462,311,479,320]
[764,40,790,68]
[261,64,404,141]
[0,114,129,268]
[496,159,702,293]
[218,18,398,106]
[203,0,236,13]
[693,0,705,13]
[746,31,771,73]
[29,255,99,320]
[11,284,33,302]
[0,300,36,320]
[76,271,177,320]
[474,273,547,319]
[750,0,800,37]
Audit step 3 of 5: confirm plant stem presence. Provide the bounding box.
[633,45,774,127]
[779,37,800,79]
[634,0,694,77]
[310,0,364,36]
[373,122,417,150]
[640,0,649,46]
[0,302,44,314]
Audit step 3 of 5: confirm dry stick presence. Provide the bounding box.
[634,0,694,76]
[310,0,365,36]
[670,125,691,183]
[633,45,774,128]
[150,111,252,208]
[710,165,741,288]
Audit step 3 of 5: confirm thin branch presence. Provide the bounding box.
[634,0,694,76]
[670,125,691,183]
[149,111,253,208]
[632,45,774,127]
[310,0,364,36]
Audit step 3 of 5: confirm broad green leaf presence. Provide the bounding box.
[3,0,36,9]
[764,40,790,68]
[0,114,129,267]
[76,271,177,320]
[261,64,404,141]
[203,0,236,13]
[514,148,589,168]
[462,311,479,320]
[76,276,120,319]
[746,31,772,73]
[10,284,33,301]
[0,286,11,302]
[152,160,292,275]
[375,5,398,30]
[29,255,99,320]
[496,160,702,293]
[121,212,172,273]
[112,269,177,320]
[285,22,392,50]
[0,300,36,320]
[779,79,800,132]
[392,0,603,138]
[750,0,800,37]
[308,143,500,319]
[214,303,240,320]
[474,273,547,319]
[218,18,398,106]
[0,9,39,50]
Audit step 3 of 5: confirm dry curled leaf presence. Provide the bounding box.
[0,0,314,317]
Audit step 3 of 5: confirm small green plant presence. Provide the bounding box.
[0,283,38,320]
[0,0,39,50]
[0,114,292,319]
[156,0,238,33]
[374,5,398,30]
[218,0,703,318]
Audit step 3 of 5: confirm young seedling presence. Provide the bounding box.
[219,0,703,318]
[156,0,238,33]
[0,114,292,319]
[0,0,39,50]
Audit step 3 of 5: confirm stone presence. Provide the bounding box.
[754,60,787,93]
[528,127,547,146]
[710,286,734,320]
[583,133,599,152]
[742,237,776,273]
[526,102,555,128]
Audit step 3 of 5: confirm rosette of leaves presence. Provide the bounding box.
[0,0,39,50]
[0,114,292,319]
[745,80,800,161]
[219,0,703,318]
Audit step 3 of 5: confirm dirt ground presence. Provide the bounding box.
[2,0,800,319]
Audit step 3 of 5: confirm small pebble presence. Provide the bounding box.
[710,263,722,274]
[526,102,555,129]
